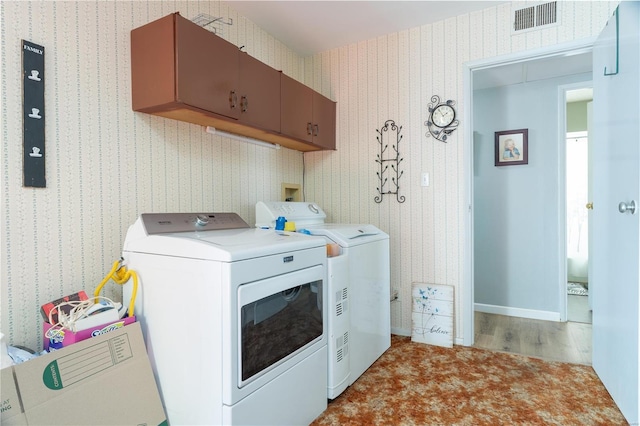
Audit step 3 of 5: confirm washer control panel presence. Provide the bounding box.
[255,201,326,227]
[141,212,250,235]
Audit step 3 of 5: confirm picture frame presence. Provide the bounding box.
[495,129,528,166]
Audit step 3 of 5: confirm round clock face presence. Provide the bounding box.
[432,104,455,128]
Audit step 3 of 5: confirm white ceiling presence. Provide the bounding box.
[221,1,594,94]
[224,1,507,56]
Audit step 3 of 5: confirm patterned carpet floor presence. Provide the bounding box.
[312,335,627,426]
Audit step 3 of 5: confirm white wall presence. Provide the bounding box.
[473,73,591,316]
[1,1,616,350]
[568,100,590,132]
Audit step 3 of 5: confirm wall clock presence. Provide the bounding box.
[425,95,459,143]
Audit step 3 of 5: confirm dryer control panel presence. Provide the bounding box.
[140,212,250,235]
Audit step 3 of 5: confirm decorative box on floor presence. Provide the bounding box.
[42,316,136,350]
[411,283,454,348]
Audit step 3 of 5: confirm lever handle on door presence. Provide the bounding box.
[586,202,593,210]
[618,200,636,214]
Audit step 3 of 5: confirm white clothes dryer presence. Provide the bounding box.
[122,212,328,425]
[256,202,391,399]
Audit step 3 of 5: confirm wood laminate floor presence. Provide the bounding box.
[568,294,592,323]
[473,312,592,365]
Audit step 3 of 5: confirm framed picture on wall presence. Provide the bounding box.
[495,129,528,166]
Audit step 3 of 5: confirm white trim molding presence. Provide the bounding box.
[475,303,561,322]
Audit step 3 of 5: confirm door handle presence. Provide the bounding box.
[586,202,593,210]
[307,122,313,136]
[618,200,636,214]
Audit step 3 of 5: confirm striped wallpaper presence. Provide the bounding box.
[1,1,306,350]
[299,1,615,338]
[1,1,616,351]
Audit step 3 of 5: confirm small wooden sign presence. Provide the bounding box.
[411,283,454,348]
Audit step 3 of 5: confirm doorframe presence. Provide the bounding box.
[461,38,596,346]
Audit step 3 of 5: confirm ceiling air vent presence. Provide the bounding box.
[514,6,536,31]
[512,2,559,34]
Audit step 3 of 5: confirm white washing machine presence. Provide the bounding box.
[122,212,328,425]
[256,202,391,399]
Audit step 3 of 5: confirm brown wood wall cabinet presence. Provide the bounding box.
[281,74,336,150]
[239,53,281,132]
[131,12,336,152]
[312,88,337,150]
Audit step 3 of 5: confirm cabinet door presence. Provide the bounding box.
[131,13,177,111]
[312,93,336,150]
[239,53,280,132]
[174,14,240,119]
[281,74,313,143]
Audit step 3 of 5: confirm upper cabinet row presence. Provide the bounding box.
[131,12,336,151]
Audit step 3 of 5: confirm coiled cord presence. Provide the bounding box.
[94,258,138,318]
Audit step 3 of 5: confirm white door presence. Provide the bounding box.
[592,3,640,424]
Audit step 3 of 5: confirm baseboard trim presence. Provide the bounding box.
[391,327,411,337]
[475,303,561,322]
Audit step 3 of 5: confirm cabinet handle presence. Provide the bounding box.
[307,122,313,136]
[313,124,319,136]
[229,91,238,109]
[241,96,248,113]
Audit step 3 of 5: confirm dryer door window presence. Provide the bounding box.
[238,267,323,386]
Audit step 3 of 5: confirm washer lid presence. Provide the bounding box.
[302,224,389,247]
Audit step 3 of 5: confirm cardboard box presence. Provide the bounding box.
[1,322,166,426]
[42,316,136,351]
[1,366,27,425]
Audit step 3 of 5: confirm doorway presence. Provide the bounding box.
[461,39,596,346]
[471,84,594,362]
[565,87,592,324]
